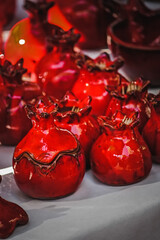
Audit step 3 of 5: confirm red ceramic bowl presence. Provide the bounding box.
[107,19,160,87]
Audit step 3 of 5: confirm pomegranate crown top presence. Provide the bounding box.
[106,77,150,100]
[0,59,27,85]
[99,111,139,131]
[78,52,124,72]
[26,92,92,124]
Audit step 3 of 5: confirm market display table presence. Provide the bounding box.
[0,146,160,240]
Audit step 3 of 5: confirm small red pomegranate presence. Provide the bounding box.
[0,175,29,239]
[13,96,85,199]
[35,28,83,99]
[105,77,152,132]
[0,58,42,146]
[72,52,125,116]
[0,196,29,239]
[50,91,100,168]
[142,93,160,163]
[4,0,62,73]
[90,111,152,186]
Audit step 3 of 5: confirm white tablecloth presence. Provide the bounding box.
[0,146,160,240]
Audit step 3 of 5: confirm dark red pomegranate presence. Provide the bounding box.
[142,92,160,163]
[72,52,125,116]
[0,58,42,146]
[50,0,116,49]
[0,175,28,239]
[0,196,28,239]
[50,91,100,168]
[13,96,85,199]
[90,111,152,186]
[105,77,152,132]
[35,28,83,99]
[4,0,63,73]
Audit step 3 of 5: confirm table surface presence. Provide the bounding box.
[1,146,160,240]
[1,0,160,239]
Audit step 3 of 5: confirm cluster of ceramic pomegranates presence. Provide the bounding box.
[0,0,160,238]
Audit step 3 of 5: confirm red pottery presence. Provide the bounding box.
[142,92,160,163]
[50,91,100,168]
[90,111,152,186]
[0,58,42,146]
[4,0,62,73]
[35,28,83,99]
[0,197,28,239]
[72,52,125,116]
[105,77,152,132]
[0,175,28,239]
[107,0,160,86]
[13,96,85,199]
[50,0,118,49]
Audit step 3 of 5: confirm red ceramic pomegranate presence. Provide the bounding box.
[90,111,152,186]
[35,28,83,99]
[4,0,63,73]
[50,91,100,168]
[142,93,160,163]
[72,52,125,116]
[0,196,28,239]
[13,96,85,199]
[0,59,42,146]
[50,0,115,49]
[105,77,152,132]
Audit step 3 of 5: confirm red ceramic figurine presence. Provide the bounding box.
[50,91,100,168]
[13,96,85,199]
[105,77,152,132]
[0,175,29,239]
[142,93,160,163]
[35,28,83,99]
[90,111,152,186]
[4,0,62,73]
[72,52,125,116]
[50,0,116,49]
[0,58,42,146]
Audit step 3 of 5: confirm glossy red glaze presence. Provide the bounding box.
[13,99,85,199]
[4,1,62,73]
[35,29,82,99]
[142,93,160,163]
[90,111,152,186]
[0,196,28,239]
[0,59,42,146]
[50,92,100,168]
[72,52,125,116]
[107,0,160,86]
[105,78,152,132]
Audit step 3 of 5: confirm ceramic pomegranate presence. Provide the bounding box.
[35,28,84,99]
[50,91,100,168]
[72,52,125,116]
[90,111,152,186]
[49,0,117,49]
[4,0,63,73]
[142,92,160,163]
[0,58,42,146]
[0,196,28,239]
[0,175,28,239]
[13,96,85,199]
[105,77,152,132]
